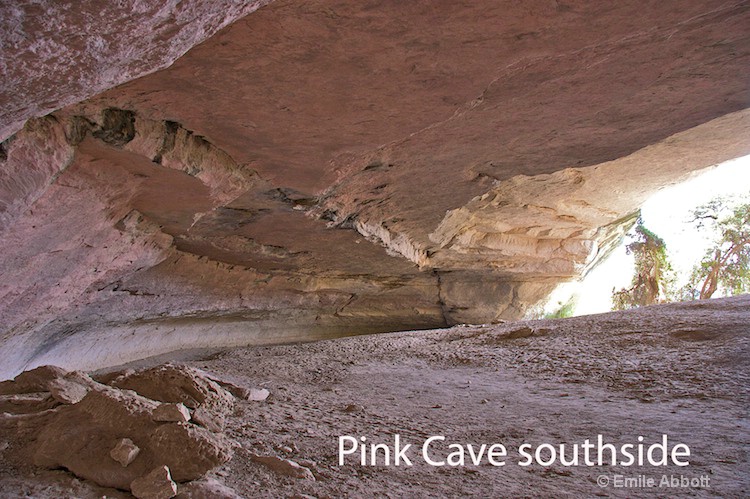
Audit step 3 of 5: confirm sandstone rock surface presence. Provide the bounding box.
[153,403,191,423]
[111,364,234,431]
[110,438,141,468]
[0,364,237,492]
[0,0,748,376]
[250,454,316,481]
[47,378,89,405]
[0,365,68,395]
[0,0,272,141]
[130,465,178,499]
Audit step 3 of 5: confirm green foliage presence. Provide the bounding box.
[544,300,576,319]
[612,220,674,310]
[681,201,750,300]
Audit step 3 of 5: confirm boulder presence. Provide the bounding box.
[33,385,159,488]
[111,364,234,431]
[32,370,233,490]
[150,422,233,482]
[48,378,89,405]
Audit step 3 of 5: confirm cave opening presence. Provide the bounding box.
[542,154,750,317]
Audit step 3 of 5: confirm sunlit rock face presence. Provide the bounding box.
[1,0,749,376]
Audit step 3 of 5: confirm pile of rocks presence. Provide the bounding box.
[0,363,260,498]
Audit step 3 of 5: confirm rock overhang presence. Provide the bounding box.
[0,0,748,376]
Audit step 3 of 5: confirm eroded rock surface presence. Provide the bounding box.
[110,364,235,430]
[0,0,273,141]
[130,465,178,499]
[0,0,748,375]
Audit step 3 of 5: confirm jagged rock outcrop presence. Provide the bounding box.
[0,0,748,375]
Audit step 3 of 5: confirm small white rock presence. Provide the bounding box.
[110,438,140,467]
[250,454,315,481]
[247,388,270,401]
[175,478,242,498]
[297,459,317,469]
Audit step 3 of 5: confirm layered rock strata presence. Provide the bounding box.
[0,0,748,375]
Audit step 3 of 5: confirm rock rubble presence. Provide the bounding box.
[0,363,266,496]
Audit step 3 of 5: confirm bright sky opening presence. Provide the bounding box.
[543,154,750,317]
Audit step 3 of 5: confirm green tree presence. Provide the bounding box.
[612,220,674,310]
[682,201,750,300]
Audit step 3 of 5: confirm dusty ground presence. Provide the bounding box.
[1,295,748,498]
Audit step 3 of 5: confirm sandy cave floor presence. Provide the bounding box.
[1,295,748,498]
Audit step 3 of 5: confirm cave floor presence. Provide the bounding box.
[1,295,748,498]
